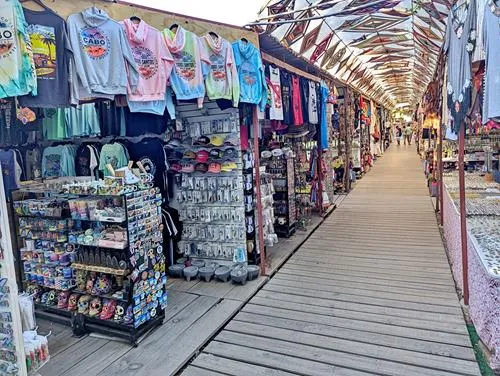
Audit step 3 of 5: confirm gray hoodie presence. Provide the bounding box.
[67,7,138,104]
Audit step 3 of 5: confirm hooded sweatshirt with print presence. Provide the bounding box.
[162,26,209,108]
[66,7,138,104]
[200,34,239,106]
[121,19,173,102]
[232,40,267,112]
[0,0,37,99]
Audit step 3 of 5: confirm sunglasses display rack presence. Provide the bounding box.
[11,179,167,346]
[266,156,296,238]
[172,107,248,266]
[259,170,278,249]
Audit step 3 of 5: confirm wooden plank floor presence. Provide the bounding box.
[181,146,480,376]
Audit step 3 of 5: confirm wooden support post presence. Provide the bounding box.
[438,123,444,225]
[458,124,469,305]
[253,107,266,275]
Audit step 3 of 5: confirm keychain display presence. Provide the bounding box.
[171,109,248,264]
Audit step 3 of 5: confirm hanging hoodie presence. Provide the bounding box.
[232,40,267,112]
[200,33,239,106]
[0,0,37,98]
[162,26,209,108]
[121,19,173,114]
[66,7,139,104]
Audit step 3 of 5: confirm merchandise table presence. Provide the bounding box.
[442,172,500,369]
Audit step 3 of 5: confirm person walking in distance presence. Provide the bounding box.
[395,125,402,146]
[404,124,413,146]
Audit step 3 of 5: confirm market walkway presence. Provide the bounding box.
[181,145,481,376]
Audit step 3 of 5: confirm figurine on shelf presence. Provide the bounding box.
[100,299,117,320]
[57,292,70,309]
[85,272,96,294]
[93,274,112,295]
[46,290,57,306]
[89,297,102,318]
[76,270,87,290]
[68,293,80,311]
[40,292,49,305]
[77,295,91,315]
[114,302,126,323]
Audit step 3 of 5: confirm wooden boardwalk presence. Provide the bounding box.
[181,146,480,376]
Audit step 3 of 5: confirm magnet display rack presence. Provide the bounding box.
[172,102,248,265]
[11,186,166,346]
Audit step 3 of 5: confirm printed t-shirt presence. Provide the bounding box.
[98,143,128,176]
[308,81,319,124]
[267,66,283,121]
[291,75,303,125]
[280,70,293,125]
[19,8,71,108]
[128,138,167,193]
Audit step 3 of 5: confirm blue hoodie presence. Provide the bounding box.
[232,40,267,111]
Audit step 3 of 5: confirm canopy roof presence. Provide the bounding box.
[252,0,452,109]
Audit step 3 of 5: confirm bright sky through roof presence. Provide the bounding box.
[124,0,263,26]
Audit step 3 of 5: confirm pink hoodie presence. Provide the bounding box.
[121,19,173,101]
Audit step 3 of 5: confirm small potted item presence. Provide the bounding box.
[198,265,215,282]
[183,266,199,281]
[89,297,102,318]
[246,265,260,281]
[168,264,185,278]
[176,257,187,265]
[191,260,205,268]
[214,266,231,282]
[230,265,248,285]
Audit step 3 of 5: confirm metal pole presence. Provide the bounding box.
[438,123,444,225]
[252,106,266,275]
[458,124,469,305]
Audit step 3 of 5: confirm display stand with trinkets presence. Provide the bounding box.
[168,105,248,269]
[265,154,296,238]
[11,172,167,346]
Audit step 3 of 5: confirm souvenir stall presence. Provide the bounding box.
[0,0,265,346]
[437,0,500,369]
[255,34,336,238]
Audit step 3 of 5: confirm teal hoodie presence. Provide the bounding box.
[232,40,267,111]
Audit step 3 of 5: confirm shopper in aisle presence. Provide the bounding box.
[404,124,413,146]
[395,125,403,146]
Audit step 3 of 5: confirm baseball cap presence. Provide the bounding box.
[183,150,196,159]
[209,149,223,159]
[224,134,239,146]
[196,150,209,163]
[208,162,221,173]
[167,150,183,161]
[210,135,224,147]
[180,163,195,173]
[170,163,182,172]
[195,163,208,173]
[221,161,237,172]
[223,147,237,159]
[193,136,210,146]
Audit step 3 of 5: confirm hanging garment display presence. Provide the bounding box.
[41,144,76,177]
[481,0,500,122]
[42,108,66,140]
[0,0,37,99]
[0,149,21,194]
[444,0,477,132]
[94,100,126,137]
[163,26,209,108]
[121,19,174,114]
[232,40,267,111]
[299,76,310,124]
[320,84,329,150]
[128,138,168,194]
[291,75,304,125]
[98,142,129,176]
[267,65,284,121]
[64,103,100,137]
[308,81,319,124]
[280,70,293,125]
[66,7,139,104]
[75,143,100,178]
[201,33,240,106]
[19,6,71,108]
